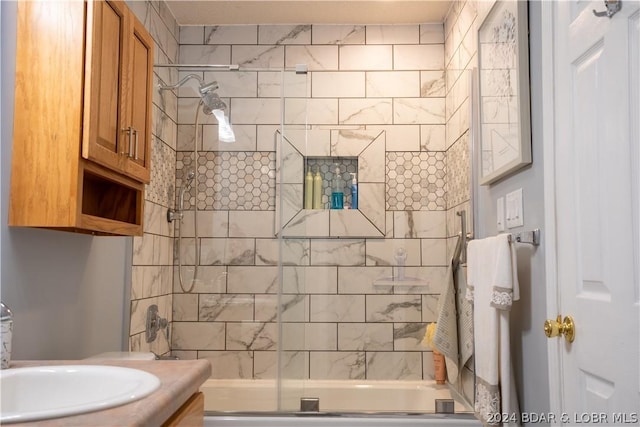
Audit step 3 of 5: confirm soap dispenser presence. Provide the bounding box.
[350,172,358,209]
[312,167,323,209]
[331,166,344,210]
[304,169,313,209]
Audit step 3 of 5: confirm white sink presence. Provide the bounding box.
[0,365,161,424]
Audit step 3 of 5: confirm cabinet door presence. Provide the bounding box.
[82,0,127,172]
[121,15,153,183]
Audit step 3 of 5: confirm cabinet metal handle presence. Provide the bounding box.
[133,128,139,161]
[127,126,134,158]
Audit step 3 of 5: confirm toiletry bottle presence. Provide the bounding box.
[331,167,344,209]
[304,169,313,209]
[312,167,323,209]
[350,172,358,209]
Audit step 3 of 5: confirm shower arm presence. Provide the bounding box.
[158,73,204,91]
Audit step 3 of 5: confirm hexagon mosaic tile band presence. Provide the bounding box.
[386,152,446,211]
[176,151,276,210]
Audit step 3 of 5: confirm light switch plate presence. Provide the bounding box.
[506,188,524,228]
[497,197,505,231]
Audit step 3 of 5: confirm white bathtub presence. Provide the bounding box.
[201,379,480,426]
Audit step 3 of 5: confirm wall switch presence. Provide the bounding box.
[497,197,505,231]
[505,188,524,228]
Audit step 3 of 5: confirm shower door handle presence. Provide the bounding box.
[593,0,621,18]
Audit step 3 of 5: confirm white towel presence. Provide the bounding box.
[467,234,520,426]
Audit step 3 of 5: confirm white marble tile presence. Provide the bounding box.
[231,45,285,68]
[310,239,365,266]
[338,266,393,295]
[254,351,308,379]
[358,183,386,235]
[227,266,279,293]
[421,70,446,97]
[180,26,204,44]
[180,44,231,65]
[393,98,446,125]
[201,71,258,98]
[420,23,445,44]
[199,294,255,321]
[367,125,419,151]
[278,183,304,229]
[255,238,310,266]
[259,25,311,45]
[226,322,277,350]
[282,323,337,351]
[229,211,276,238]
[285,98,338,125]
[422,294,440,323]
[393,211,446,238]
[172,322,225,350]
[366,25,420,44]
[179,210,229,238]
[331,128,382,157]
[310,295,365,322]
[282,266,338,294]
[330,210,383,238]
[231,98,281,125]
[421,239,448,266]
[173,266,228,294]
[257,71,310,98]
[339,99,392,125]
[200,351,254,379]
[178,97,217,125]
[133,234,155,265]
[255,294,308,322]
[152,104,177,149]
[339,45,393,70]
[394,45,445,70]
[312,72,365,98]
[200,238,255,265]
[366,295,422,322]
[393,323,428,351]
[282,210,330,238]
[420,125,446,151]
[366,352,422,380]
[173,294,198,321]
[285,46,338,70]
[257,125,281,151]
[309,352,366,379]
[423,350,436,381]
[365,71,420,98]
[338,323,394,351]
[365,239,421,266]
[312,25,365,45]
[395,272,447,297]
[131,266,164,299]
[206,25,258,45]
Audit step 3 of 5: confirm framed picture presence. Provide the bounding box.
[477,0,531,185]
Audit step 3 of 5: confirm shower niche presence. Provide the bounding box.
[276,129,386,238]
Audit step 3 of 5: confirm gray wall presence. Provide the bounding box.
[1,1,129,360]
[475,1,550,416]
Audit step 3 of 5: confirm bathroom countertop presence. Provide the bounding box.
[6,358,212,427]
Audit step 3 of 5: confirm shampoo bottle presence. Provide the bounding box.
[304,169,313,209]
[331,167,344,210]
[312,168,323,209]
[350,172,358,209]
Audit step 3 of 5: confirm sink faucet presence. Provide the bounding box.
[1,302,14,369]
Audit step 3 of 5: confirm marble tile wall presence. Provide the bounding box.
[171,23,454,381]
[126,0,179,355]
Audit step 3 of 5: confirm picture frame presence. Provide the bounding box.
[477,0,531,185]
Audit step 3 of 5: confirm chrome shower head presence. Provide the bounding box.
[183,170,195,189]
[159,74,226,114]
[200,92,228,115]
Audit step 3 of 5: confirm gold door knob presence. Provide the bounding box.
[544,315,575,343]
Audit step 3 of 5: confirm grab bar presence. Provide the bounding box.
[455,210,473,265]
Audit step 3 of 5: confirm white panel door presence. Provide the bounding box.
[551,0,639,421]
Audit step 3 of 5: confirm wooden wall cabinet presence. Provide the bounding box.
[9,0,154,236]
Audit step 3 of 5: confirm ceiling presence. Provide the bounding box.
[165,1,452,25]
